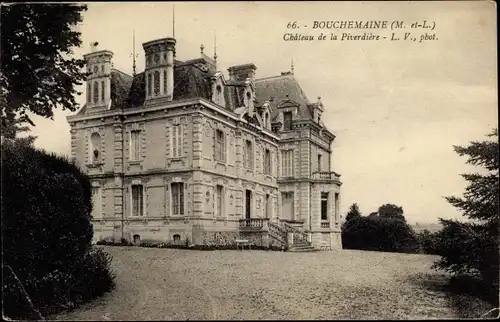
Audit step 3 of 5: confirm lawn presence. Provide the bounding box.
[52,246,494,320]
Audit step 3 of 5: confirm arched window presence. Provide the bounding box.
[87,83,91,103]
[133,234,141,245]
[154,71,160,95]
[163,70,167,94]
[101,81,105,102]
[93,81,99,104]
[147,73,152,96]
[90,132,101,163]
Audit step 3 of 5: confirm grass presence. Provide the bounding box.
[51,246,496,320]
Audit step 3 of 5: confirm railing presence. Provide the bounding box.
[239,218,269,229]
[268,221,287,246]
[283,222,308,244]
[312,171,341,181]
[321,222,330,229]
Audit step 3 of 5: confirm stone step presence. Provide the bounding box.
[288,247,318,252]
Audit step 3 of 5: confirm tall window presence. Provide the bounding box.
[147,73,152,96]
[281,150,294,177]
[91,186,102,218]
[90,133,101,163]
[87,83,91,103]
[163,70,167,94]
[243,140,253,169]
[130,130,141,161]
[264,149,271,175]
[172,183,184,215]
[216,185,223,217]
[172,125,182,158]
[283,112,292,131]
[101,81,105,102]
[321,192,329,220]
[215,129,226,162]
[154,71,160,95]
[131,185,144,217]
[318,154,322,172]
[93,81,99,104]
[265,194,270,218]
[245,190,252,219]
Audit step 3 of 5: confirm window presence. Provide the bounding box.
[87,83,91,103]
[131,185,144,217]
[335,193,340,222]
[318,154,322,172]
[163,70,167,94]
[91,186,102,218]
[101,81,105,102]
[147,73,152,96]
[245,190,252,219]
[93,81,99,104]
[265,194,270,218]
[90,133,101,163]
[215,185,223,217]
[281,150,294,177]
[133,234,141,245]
[130,130,141,161]
[264,149,271,175]
[154,71,160,95]
[281,192,294,220]
[101,65,105,73]
[171,183,184,215]
[318,114,321,124]
[171,125,182,158]
[243,140,253,169]
[321,192,328,220]
[173,234,181,243]
[283,112,292,131]
[215,129,226,162]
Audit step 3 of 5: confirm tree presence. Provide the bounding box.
[378,203,405,221]
[345,203,362,222]
[433,129,499,304]
[0,3,88,137]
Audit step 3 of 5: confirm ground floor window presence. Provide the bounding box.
[131,185,144,217]
[321,192,329,220]
[172,182,184,215]
[281,191,294,220]
[245,190,252,219]
[216,185,224,217]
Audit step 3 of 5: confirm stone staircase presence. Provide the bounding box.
[268,220,317,252]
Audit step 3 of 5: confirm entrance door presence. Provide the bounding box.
[245,190,252,219]
[281,192,294,220]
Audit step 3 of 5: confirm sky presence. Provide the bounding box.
[29,1,497,224]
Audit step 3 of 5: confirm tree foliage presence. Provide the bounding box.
[433,128,499,303]
[0,3,88,135]
[342,215,418,253]
[345,203,362,222]
[378,203,405,221]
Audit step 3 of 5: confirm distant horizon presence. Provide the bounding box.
[26,2,497,225]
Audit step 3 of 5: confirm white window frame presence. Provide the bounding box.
[171,124,183,158]
[281,150,294,177]
[215,129,226,162]
[171,182,185,216]
[130,184,145,217]
[129,130,141,161]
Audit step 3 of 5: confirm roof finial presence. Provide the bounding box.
[214,31,218,62]
[291,58,294,74]
[200,44,204,55]
[130,30,138,76]
[172,4,176,39]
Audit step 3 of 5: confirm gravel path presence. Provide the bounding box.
[52,246,486,320]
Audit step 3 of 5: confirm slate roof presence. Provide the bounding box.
[254,73,313,121]
[77,62,316,125]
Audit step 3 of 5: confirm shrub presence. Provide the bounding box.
[1,140,115,318]
[342,215,418,253]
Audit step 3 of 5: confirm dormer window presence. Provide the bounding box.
[283,111,292,131]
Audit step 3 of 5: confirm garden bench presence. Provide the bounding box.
[235,239,251,250]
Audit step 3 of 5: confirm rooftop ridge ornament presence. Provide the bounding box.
[213,31,218,66]
[130,30,138,76]
[200,43,204,55]
[291,58,294,74]
[90,41,99,52]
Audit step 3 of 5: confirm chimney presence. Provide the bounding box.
[83,48,113,109]
[227,63,257,82]
[143,37,176,101]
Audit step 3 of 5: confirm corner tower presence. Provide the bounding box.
[142,38,176,102]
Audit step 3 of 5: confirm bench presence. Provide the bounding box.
[235,239,251,250]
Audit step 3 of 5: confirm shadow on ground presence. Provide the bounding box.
[407,272,498,319]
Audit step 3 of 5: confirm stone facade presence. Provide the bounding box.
[67,37,342,250]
